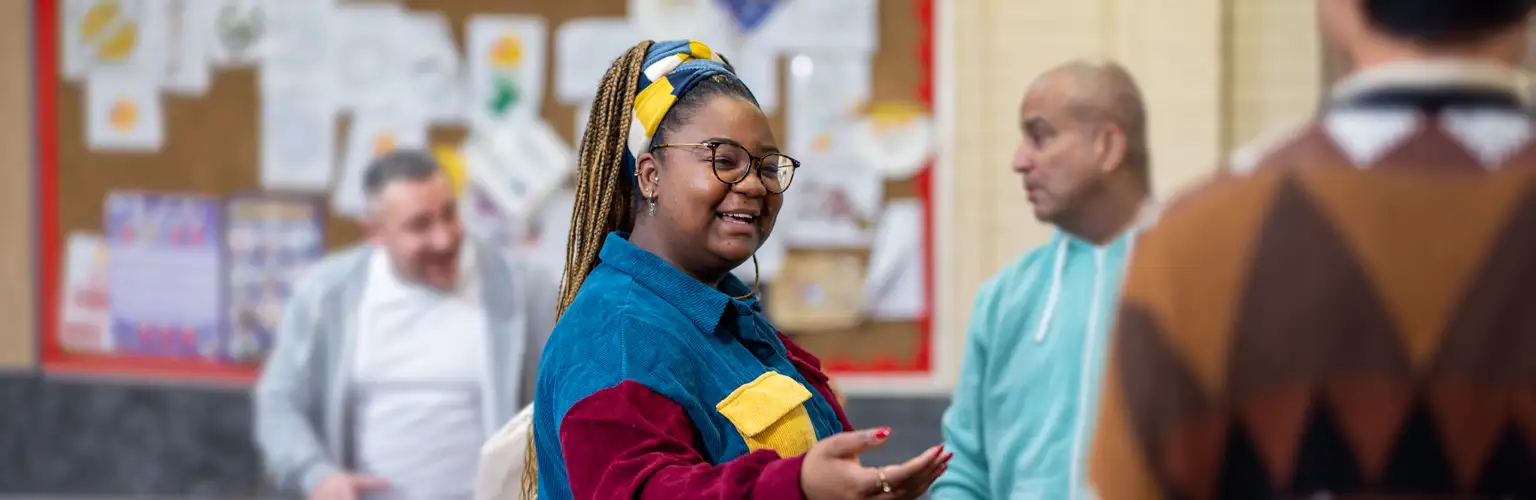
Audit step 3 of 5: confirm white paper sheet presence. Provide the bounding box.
[573,100,592,148]
[862,200,925,320]
[332,112,429,218]
[330,4,409,112]
[161,0,211,95]
[398,12,466,123]
[776,50,879,247]
[627,0,723,42]
[86,70,165,151]
[776,161,882,247]
[59,232,113,354]
[752,0,877,52]
[204,0,269,67]
[62,0,171,81]
[461,181,522,253]
[786,51,871,156]
[259,74,336,190]
[466,15,547,127]
[554,18,639,104]
[462,119,576,221]
[730,40,780,114]
[521,188,575,276]
[261,0,334,75]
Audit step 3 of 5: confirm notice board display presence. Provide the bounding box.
[35,0,939,383]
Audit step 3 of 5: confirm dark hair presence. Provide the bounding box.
[362,149,441,198]
[1364,0,1533,43]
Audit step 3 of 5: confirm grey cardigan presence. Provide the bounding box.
[252,241,557,494]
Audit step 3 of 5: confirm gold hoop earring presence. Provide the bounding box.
[732,253,759,301]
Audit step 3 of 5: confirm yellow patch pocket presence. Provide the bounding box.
[716,371,818,457]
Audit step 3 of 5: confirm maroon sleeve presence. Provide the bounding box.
[559,380,807,500]
[778,332,855,432]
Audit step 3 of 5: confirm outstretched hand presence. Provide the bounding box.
[308,472,387,500]
[800,427,951,500]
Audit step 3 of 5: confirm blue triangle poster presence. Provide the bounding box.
[719,0,783,32]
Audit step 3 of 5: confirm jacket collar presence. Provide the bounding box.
[1331,59,1530,108]
[598,232,758,334]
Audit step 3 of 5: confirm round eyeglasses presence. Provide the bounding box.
[650,141,800,194]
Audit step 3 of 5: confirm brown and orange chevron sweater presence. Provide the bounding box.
[1089,61,1536,500]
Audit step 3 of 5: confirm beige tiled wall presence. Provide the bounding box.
[933,0,1321,383]
[1227,1,1323,150]
[0,0,34,369]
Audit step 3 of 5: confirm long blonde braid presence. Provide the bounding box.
[519,40,654,500]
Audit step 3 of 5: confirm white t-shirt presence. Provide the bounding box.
[351,249,488,500]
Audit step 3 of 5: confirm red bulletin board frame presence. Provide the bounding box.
[33,0,258,383]
[33,0,937,382]
[822,0,938,376]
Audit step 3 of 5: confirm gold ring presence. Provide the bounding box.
[877,467,892,493]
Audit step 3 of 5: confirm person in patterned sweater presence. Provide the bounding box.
[1089,0,1536,498]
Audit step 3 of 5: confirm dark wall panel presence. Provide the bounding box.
[0,374,950,497]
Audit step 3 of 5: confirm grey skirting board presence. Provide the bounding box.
[0,372,950,497]
[0,373,271,497]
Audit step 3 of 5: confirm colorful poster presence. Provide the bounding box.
[104,191,224,359]
[59,233,113,354]
[225,194,324,365]
[465,15,547,126]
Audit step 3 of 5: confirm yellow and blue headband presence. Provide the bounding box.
[624,40,751,180]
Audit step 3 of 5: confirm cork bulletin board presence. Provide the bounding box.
[36,0,938,381]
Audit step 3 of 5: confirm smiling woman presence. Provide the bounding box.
[524,40,949,500]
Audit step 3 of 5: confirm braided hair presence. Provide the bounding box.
[555,41,652,318]
[522,40,759,498]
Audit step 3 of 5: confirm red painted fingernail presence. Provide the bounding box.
[937,445,946,455]
[874,427,891,439]
[942,452,954,461]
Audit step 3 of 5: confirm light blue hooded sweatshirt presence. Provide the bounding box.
[931,218,1149,500]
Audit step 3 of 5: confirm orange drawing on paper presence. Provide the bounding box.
[812,133,834,152]
[372,133,398,156]
[109,96,139,131]
[490,34,524,69]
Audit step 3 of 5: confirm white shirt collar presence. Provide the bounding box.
[368,243,478,304]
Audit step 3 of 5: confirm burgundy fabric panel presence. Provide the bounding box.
[558,380,807,500]
[779,332,855,432]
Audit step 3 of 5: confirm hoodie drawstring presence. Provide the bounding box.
[1032,238,1069,343]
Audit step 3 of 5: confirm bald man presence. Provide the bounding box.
[932,60,1156,500]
